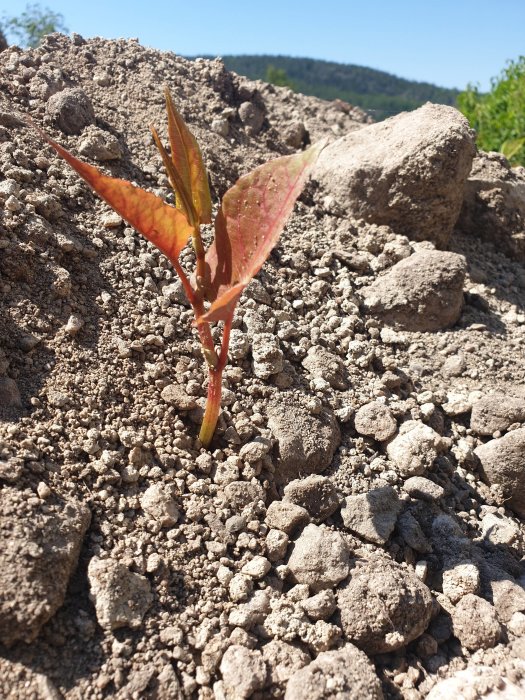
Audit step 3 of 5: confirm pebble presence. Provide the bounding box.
[64,314,84,335]
[220,644,266,698]
[441,560,480,603]
[386,421,444,477]
[283,475,341,523]
[299,589,337,621]
[265,500,310,535]
[140,484,179,527]
[87,557,152,631]
[354,401,397,441]
[341,485,401,545]
[265,528,289,562]
[240,555,271,579]
[403,476,445,501]
[450,594,501,651]
[287,524,350,592]
[252,332,284,379]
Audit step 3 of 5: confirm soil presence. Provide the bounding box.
[1,33,525,700]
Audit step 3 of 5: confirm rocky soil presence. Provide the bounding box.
[1,33,525,700]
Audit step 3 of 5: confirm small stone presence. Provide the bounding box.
[87,557,152,631]
[480,511,520,546]
[101,212,123,228]
[211,117,229,137]
[64,314,84,335]
[284,644,384,700]
[396,509,432,553]
[386,421,444,477]
[238,101,265,135]
[140,484,179,527]
[470,394,525,436]
[265,528,289,562]
[36,482,51,499]
[299,589,337,621]
[0,377,22,409]
[283,475,341,523]
[341,486,401,545]
[302,345,348,389]
[287,524,350,592]
[354,401,397,441]
[252,332,283,379]
[220,645,266,698]
[223,480,265,511]
[239,437,272,463]
[160,383,197,411]
[262,640,310,687]
[228,573,253,602]
[265,500,310,535]
[451,594,501,651]
[241,555,271,580]
[78,126,123,161]
[403,476,445,501]
[475,427,525,517]
[46,87,96,135]
[442,561,480,603]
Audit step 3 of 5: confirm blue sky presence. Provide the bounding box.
[2,0,524,91]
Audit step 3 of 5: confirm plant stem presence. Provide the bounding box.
[198,313,233,448]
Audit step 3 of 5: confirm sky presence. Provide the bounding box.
[2,0,525,91]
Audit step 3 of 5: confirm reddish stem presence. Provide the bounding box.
[198,313,234,448]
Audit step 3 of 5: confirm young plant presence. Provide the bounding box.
[36,89,322,447]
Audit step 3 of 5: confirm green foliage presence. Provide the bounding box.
[2,3,68,48]
[458,56,525,166]
[207,55,459,120]
[265,64,296,90]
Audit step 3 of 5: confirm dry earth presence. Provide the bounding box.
[1,33,525,700]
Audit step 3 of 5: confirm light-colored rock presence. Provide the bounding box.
[451,594,501,651]
[341,486,401,545]
[403,476,445,501]
[427,666,525,700]
[299,590,337,621]
[267,397,340,484]
[0,488,91,646]
[262,640,310,687]
[160,383,197,411]
[87,557,153,631]
[387,421,444,477]
[220,644,266,698]
[354,401,397,441]
[265,528,290,562]
[470,394,525,435]
[252,333,283,379]
[284,644,384,700]
[458,150,525,262]
[140,484,179,527]
[337,556,433,654]
[361,250,466,332]
[283,475,341,523]
[287,524,350,592]
[442,561,480,603]
[78,125,123,160]
[475,427,525,517]
[265,501,310,535]
[314,102,475,247]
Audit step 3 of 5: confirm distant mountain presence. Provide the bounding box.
[198,55,460,121]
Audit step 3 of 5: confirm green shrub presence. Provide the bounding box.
[458,56,525,166]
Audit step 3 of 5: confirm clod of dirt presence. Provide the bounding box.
[458,150,525,262]
[386,420,445,477]
[340,485,401,544]
[313,102,475,246]
[470,393,525,435]
[267,396,341,484]
[45,87,96,135]
[0,487,91,646]
[354,400,397,441]
[360,250,467,332]
[337,556,433,654]
[451,592,500,651]
[475,427,525,517]
[284,644,384,700]
[283,475,341,523]
[287,523,351,591]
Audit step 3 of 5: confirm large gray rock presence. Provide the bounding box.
[361,250,466,332]
[458,151,525,262]
[475,427,525,517]
[314,103,475,247]
[337,557,433,654]
[284,644,384,700]
[267,396,340,485]
[0,487,91,646]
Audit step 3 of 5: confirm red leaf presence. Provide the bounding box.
[39,129,194,265]
[199,142,323,323]
[164,88,212,225]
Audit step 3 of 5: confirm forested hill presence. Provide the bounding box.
[201,55,460,120]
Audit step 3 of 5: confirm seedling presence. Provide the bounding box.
[36,89,322,446]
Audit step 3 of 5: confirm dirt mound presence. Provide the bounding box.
[1,34,525,699]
